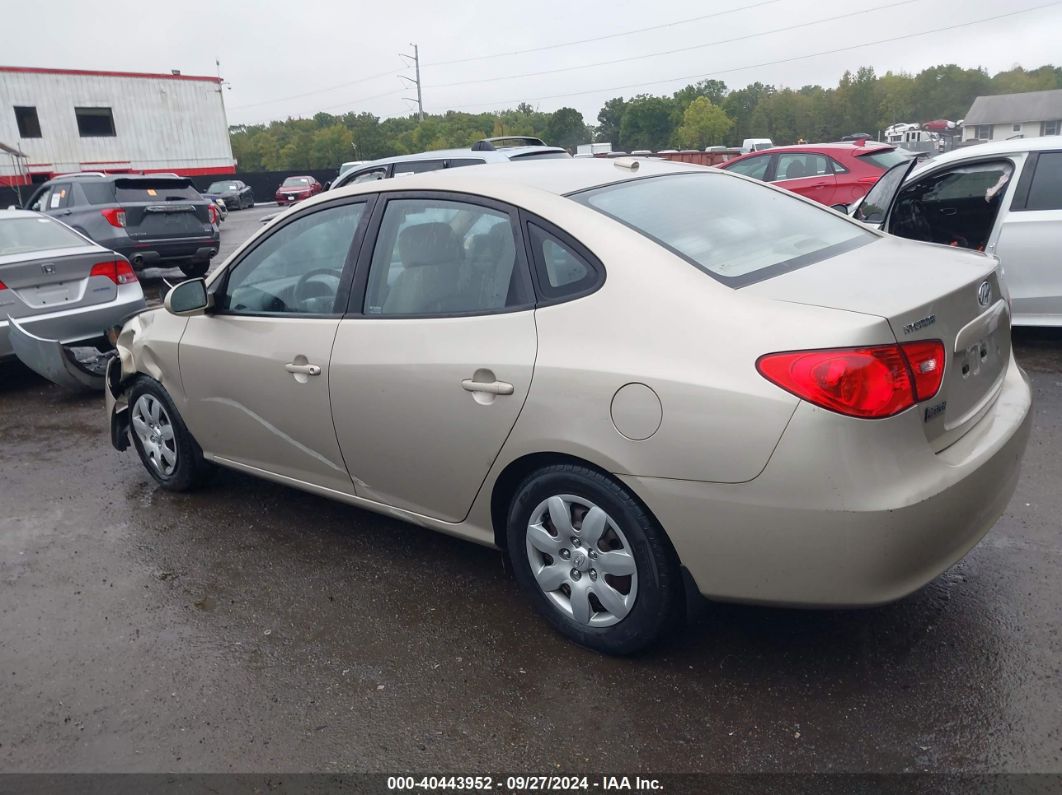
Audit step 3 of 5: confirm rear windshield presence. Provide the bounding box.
[115,179,200,203]
[570,172,873,287]
[282,177,312,186]
[857,148,910,170]
[208,182,240,192]
[0,216,91,255]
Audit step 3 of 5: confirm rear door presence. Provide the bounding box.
[329,192,538,522]
[114,178,213,243]
[996,150,1062,322]
[771,153,837,205]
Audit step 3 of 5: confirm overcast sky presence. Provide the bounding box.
[4,0,1061,126]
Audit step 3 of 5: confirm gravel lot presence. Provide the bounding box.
[1,204,1060,776]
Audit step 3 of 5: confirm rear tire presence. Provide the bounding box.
[506,464,685,655]
[180,261,209,278]
[128,377,213,492]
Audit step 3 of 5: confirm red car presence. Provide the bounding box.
[719,142,911,207]
[274,175,323,206]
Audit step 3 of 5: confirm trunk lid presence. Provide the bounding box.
[0,246,119,319]
[114,177,213,241]
[744,235,1009,451]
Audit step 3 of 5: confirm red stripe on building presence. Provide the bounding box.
[0,65,222,83]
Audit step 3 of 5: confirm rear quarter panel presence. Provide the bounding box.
[487,195,896,484]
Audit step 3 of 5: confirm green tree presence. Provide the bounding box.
[619,94,677,151]
[723,82,775,146]
[675,97,732,149]
[596,97,627,145]
[545,107,588,150]
[673,79,728,110]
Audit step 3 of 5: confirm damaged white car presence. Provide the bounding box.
[0,209,146,389]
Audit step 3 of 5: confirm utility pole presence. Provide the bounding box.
[399,44,424,121]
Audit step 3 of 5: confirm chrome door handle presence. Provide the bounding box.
[461,378,514,395]
[285,362,321,376]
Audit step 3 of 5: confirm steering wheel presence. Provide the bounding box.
[293,268,342,309]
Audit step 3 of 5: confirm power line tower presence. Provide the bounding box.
[399,43,424,121]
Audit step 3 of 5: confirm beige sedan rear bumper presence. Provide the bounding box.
[621,357,1033,607]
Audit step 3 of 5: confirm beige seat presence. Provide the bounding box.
[383,222,465,314]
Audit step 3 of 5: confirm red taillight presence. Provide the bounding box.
[858,175,881,184]
[208,204,219,224]
[101,207,126,228]
[90,259,138,285]
[901,339,945,402]
[757,341,945,419]
[0,279,7,291]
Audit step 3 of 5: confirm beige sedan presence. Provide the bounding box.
[105,158,1032,654]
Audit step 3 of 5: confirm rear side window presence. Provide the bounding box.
[0,216,91,255]
[78,181,117,205]
[392,160,446,177]
[775,153,830,181]
[572,172,872,287]
[114,179,200,203]
[527,223,600,300]
[1026,152,1062,210]
[446,158,487,168]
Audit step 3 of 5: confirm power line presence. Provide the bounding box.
[427,0,920,90]
[423,0,786,67]
[441,1,1062,110]
[230,67,403,111]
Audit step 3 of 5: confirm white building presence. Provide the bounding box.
[963,88,1062,142]
[1,66,236,189]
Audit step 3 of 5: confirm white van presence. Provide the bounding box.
[741,138,774,153]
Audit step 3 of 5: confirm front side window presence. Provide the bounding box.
[351,167,388,184]
[364,198,524,316]
[220,203,364,315]
[75,107,116,137]
[774,153,830,182]
[890,161,1014,250]
[572,172,872,287]
[725,155,770,180]
[14,106,41,138]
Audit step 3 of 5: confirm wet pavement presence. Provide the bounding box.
[1,208,1061,774]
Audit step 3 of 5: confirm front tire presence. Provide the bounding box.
[128,378,213,492]
[506,464,684,655]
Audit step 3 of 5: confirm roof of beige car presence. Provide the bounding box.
[330,157,715,201]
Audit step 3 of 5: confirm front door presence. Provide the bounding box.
[329,194,538,522]
[179,199,370,493]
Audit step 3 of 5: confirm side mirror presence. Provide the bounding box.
[830,203,850,214]
[164,278,212,316]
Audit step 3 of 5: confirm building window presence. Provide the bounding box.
[1013,123,1022,133]
[975,125,993,140]
[13,106,41,138]
[1043,120,1061,136]
[75,107,116,137]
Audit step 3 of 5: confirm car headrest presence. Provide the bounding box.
[398,222,461,268]
[785,161,807,180]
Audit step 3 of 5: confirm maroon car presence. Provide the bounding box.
[274,176,323,206]
[719,142,912,208]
